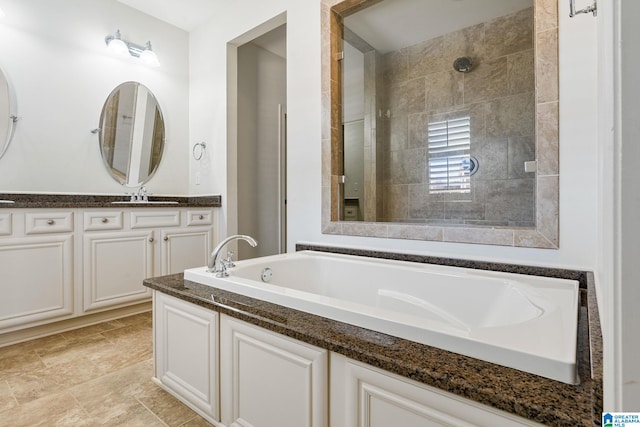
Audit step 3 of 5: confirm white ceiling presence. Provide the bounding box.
[344,0,532,54]
[116,0,218,31]
[116,0,531,54]
[117,0,286,57]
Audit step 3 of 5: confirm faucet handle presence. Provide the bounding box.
[223,251,236,268]
[136,186,151,202]
[215,260,229,278]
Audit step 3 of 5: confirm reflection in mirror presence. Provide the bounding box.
[342,0,534,226]
[0,65,17,159]
[323,0,560,248]
[99,82,165,187]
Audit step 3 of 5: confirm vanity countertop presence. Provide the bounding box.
[144,263,602,427]
[0,193,221,209]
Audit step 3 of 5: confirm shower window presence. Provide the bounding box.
[428,116,471,194]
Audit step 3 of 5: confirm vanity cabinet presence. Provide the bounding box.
[154,291,219,421]
[160,226,213,276]
[83,229,154,311]
[0,210,74,331]
[82,209,214,312]
[152,292,328,427]
[330,353,543,427]
[152,292,545,427]
[0,207,216,337]
[220,315,328,427]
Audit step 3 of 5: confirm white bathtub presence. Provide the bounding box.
[184,250,579,384]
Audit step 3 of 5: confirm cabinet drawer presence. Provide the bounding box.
[187,210,213,226]
[344,207,357,220]
[25,211,74,234]
[84,211,124,231]
[130,210,180,229]
[0,213,11,236]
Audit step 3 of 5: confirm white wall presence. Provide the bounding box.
[596,0,616,410]
[617,0,640,408]
[189,0,598,271]
[237,42,286,259]
[597,0,640,410]
[0,0,189,195]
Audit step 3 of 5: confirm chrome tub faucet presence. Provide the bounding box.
[208,234,257,277]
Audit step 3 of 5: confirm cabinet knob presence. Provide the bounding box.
[149,237,154,243]
[47,219,55,225]
[164,236,169,241]
[199,215,204,220]
[101,218,108,223]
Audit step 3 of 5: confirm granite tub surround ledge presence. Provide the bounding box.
[0,193,221,208]
[145,247,603,427]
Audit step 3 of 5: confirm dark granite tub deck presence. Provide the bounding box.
[144,245,603,427]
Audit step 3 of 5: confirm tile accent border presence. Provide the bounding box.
[321,0,560,249]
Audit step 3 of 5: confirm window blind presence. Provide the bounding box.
[428,116,471,194]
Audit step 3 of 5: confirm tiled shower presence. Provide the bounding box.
[362,8,538,226]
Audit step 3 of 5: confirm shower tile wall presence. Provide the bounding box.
[380,7,536,227]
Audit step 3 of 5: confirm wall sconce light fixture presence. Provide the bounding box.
[0,7,6,18]
[105,30,160,67]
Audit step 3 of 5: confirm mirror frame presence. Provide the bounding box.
[321,0,559,248]
[0,65,17,160]
[98,81,165,187]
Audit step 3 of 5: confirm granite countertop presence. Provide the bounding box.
[0,193,221,209]
[144,256,602,427]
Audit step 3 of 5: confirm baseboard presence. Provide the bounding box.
[0,302,152,347]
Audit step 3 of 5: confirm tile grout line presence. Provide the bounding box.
[1,379,20,414]
[135,396,172,427]
[68,390,95,423]
[3,350,47,408]
[178,415,208,427]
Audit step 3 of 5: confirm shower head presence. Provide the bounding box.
[453,56,474,73]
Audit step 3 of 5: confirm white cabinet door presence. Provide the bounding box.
[220,315,328,427]
[330,353,543,427]
[160,227,212,275]
[154,292,219,422]
[0,235,74,331]
[83,230,153,312]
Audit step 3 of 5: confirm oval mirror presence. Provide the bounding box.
[98,82,165,187]
[0,65,17,159]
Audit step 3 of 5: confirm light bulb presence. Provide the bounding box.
[107,30,130,57]
[139,41,160,67]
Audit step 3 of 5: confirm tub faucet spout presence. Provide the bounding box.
[208,235,257,277]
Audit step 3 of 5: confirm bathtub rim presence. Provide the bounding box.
[184,249,580,384]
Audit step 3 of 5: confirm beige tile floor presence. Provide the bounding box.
[0,312,213,426]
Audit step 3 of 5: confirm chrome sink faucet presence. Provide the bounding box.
[128,186,149,202]
[137,186,149,202]
[208,235,258,277]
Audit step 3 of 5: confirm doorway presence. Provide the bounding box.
[234,23,287,260]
